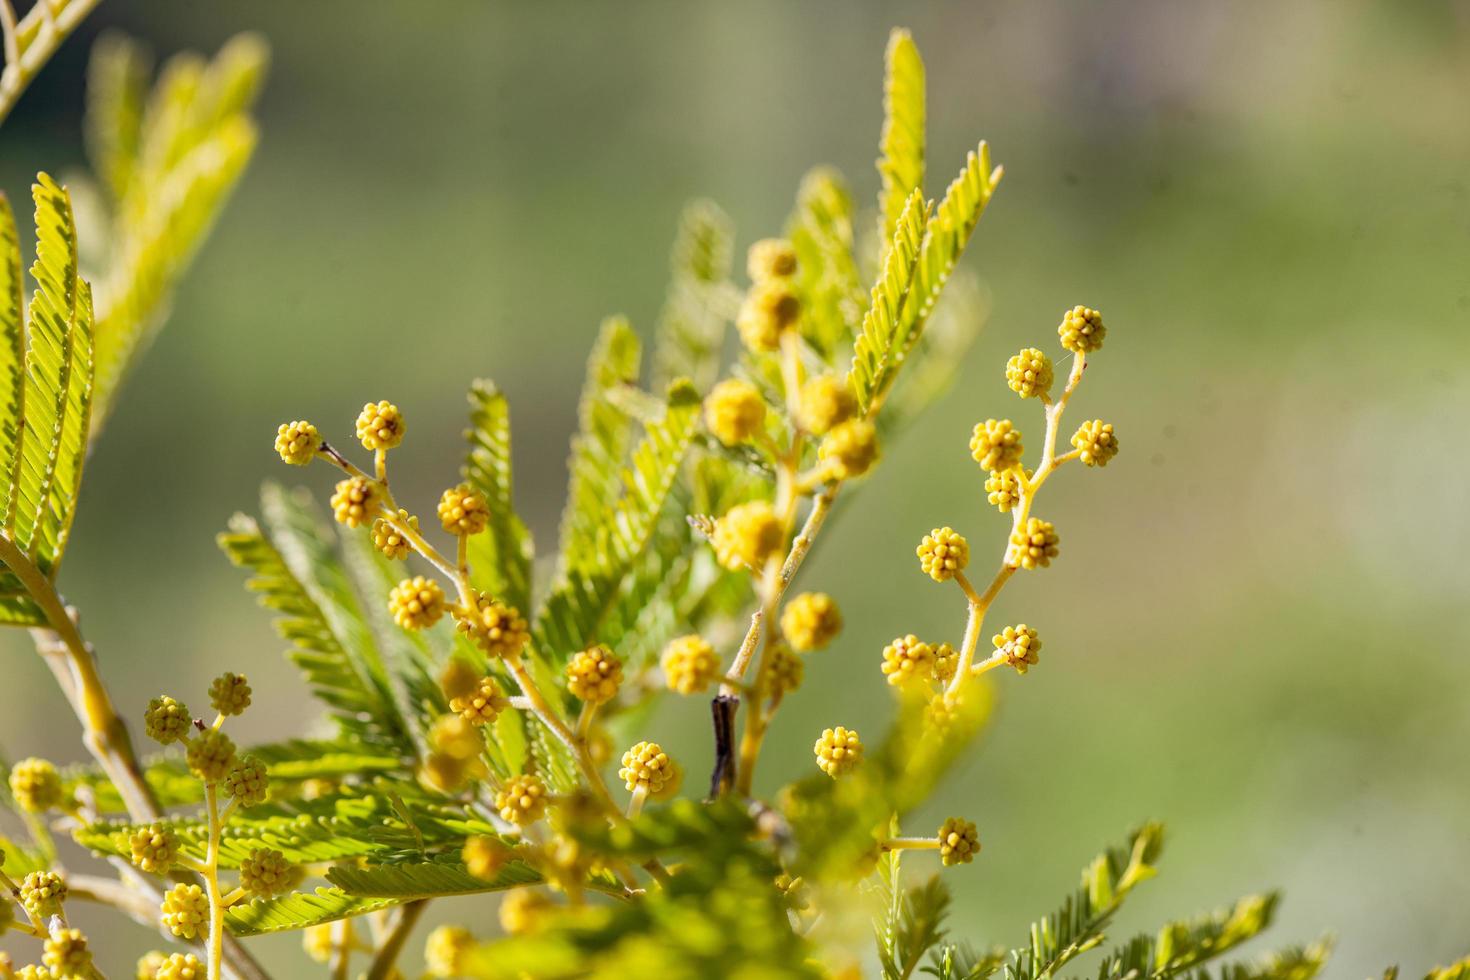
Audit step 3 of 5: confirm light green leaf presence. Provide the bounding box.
[464,379,534,613]
[653,199,737,391]
[326,858,544,898]
[84,33,151,205]
[225,888,403,936]
[850,188,928,413]
[878,28,925,258]
[786,166,864,359]
[0,195,25,536]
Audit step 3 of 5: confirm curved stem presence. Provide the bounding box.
[364,900,427,980]
[0,0,104,126]
[204,785,226,980]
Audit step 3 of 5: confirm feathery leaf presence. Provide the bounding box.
[464,379,534,613]
[878,29,926,259]
[851,188,929,413]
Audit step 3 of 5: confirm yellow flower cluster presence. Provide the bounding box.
[1005,347,1054,399]
[464,835,512,881]
[814,726,863,777]
[372,511,417,560]
[969,419,1023,472]
[438,484,490,536]
[500,887,555,936]
[992,624,1041,674]
[1059,305,1105,353]
[274,420,319,466]
[425,924,475,977]
[711,501,783,571]
[453,592,530,659]
[154,953,205,980]
[937,817,980,866]
[240,847,295,897]
[128,825,179,874]
[566,645,623,705]
[144,695,193,745]
[8,757,62,813]
[356,399,405,451]
[747,238,798,281]
[20,871,66,917]
[781,592,842,651]
[330,476,379,528]
[704,378,767,446]
[1007,517,1059,570]
[223,755,269,807]
[1071,419,1118,467]
[818,418,879,479]
[619,741,681,797]
[662,634,720,695]
[450,675,507,726]
[185,729,237,783]
[389,575,446,630]
[208,671,252,716]
[161,883,209,939]
[495,773,549,825]
[916,527,968,582]
[881,634,935,687]
[984,468,1028,512]
[737,238,800,352]
[42,928,91,978]
[768,643,804,698]
[799,375,857,435]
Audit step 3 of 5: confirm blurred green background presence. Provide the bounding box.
[3,0,1469,975]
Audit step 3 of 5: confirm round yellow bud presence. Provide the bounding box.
[1007,518,1059,570]
[619,741,680,797]
[1059,305,1105,354]
[814,726,863,777]
[274,421,319,466]
[747,238,798,281]
[453,592,530,659]
[566,645,622,705]
[969,419,1024,472]
[136,950,169,979]
[737,280,800,352]
[389,575,447,631]
[42,927,91,979]
[371,510,417,560]
[933,643,958,685]
[430,714,483,759]
[356,400,405,451]
[302,924,335,964]
[438,484,490,536]
[223,755,269,807]
[768,643,804,699]
[464,835,513,881]
[1071,419,1118,467]
[161,883,209,938]
[818,418,879,479]
[438,656,481,702]
[424,924,474,978]
[984,468,1029,513]
[185,729,237,784]
[450,675,508,727]
[155,953,205,980]
[661,634,721,695]
[240,847,295,897]
[916,527,968,582]
[8,758,62,813]
[704,378,767,446]
[881,635,935,687]
[937,817,980,867]
[144,695,193,745]
[711,501,783,571]
[494,773,549,825]
[1005,347,1054,399]
[991,624,1041,674]
[208,672,252,716]
[128,824,179,874]
[20,871,66,918]
[798,374,858,435]
[781,592,842,652]
[330,476,380,528]
[499,887,554,936]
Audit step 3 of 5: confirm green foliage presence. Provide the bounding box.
[851,188,929,413]
[654,199,738,391]
[83,32,266,431]
[878,29,926,258]
[786,167,865,359]
[225,888,403,937]
[464,380,535,613]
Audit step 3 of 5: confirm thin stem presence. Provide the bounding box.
[947,564,1015,694]
[204,785,226,980]
[881,837,940,852]
[0,0,104,126]
[364,900,428,980]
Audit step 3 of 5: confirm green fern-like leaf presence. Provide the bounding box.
[850,188,929,413]
[653,199,737,391]
[878,29,926,258]
[464,379,534,613]
[0,196,25,541]
[84,33,151,205]
[786,166,865,359]
[1092,893,1281,979]
[224,887,403,937]
[536,379,702,662]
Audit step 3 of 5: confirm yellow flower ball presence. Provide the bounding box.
[128,824,179,874]
[42,928,91,979]
[798,374,858,435]
[619,741,680,797]
[144,695,192,745]
[969,419,1024,473]
[500,887,555,936]
[1059,305,1105,354]
[814,726,863,777]
[453,593,531,659]
[1007,517,1059,570]
[1005,347,1054,399]
[566,645,623,705]
[933,643,959,685]
[737,280,800,352]
[8,758,62,813]
[818,418,879,480]
[780,592,843,652]
[881,634,935,687]
[208,671,252,716]
[356,399,405,451]
[768,643,805,699]
[937,817,981,866]
[711,501,783,571]
[274,420,319,466]
[154,953,205,980]
[495,773,549,825]
[661,634,721,695]
[704,378,767,446]
[330,476,380,528]
[185,729,237,784]
[450,675,508,727]
[916,527,968,582]
[160,883,209,939]
[389,575,447,631]
[240,847,295,897]
[20,871,67,918]
[464,835,513,881]
[984,468,1029,513]
[372,510,418,560]
[438,484,491,536]
[1071,419,1118,467]
[991,624,1041,674]
[223,755,269,808]
[424,924,474,978]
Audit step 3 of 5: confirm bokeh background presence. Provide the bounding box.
[3,1,1469,975]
